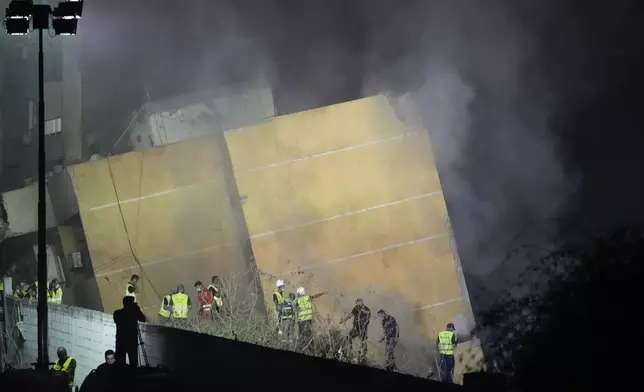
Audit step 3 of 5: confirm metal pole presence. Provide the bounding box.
[37,26,49,371]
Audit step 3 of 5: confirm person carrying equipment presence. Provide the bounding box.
[113,296,146,367]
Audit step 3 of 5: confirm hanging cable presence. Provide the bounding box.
[104,156,161,300]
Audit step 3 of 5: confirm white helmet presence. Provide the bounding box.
[276,279,285,288]
[296,287,305,296]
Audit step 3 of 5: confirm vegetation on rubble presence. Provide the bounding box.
[161,268,451,378]
[477,227,644,391]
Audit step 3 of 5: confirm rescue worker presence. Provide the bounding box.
[273,280,286,323]
[213,290,224,314]
[194,281,214,321]
[48,278,63,304]
[158,293,173,325]
[52,346,76,391]
[340,298,371,363]
[170,284,191,327]
[279,293,296,343]
[13,282,27,298]
[437,323,458,383]
[295,287,326,352]
[377,309,399,371]
[207,275,220,297]
[113,296,146,367]
[33,280,44,300]
[26,283,38,301]
[125,274,139,302]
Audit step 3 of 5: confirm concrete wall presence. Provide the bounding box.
[130,82,275,152]
[1,183,57,237]
[2,298,460,391]
[4,297,118,388]
[69,136,251,316]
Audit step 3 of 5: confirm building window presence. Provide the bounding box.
[45,117,62,135]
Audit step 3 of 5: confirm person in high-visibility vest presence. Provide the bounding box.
[170,284,191,327]
[273,280,286,324]
[212,290,224,314]
[125,274,139,302]
[279,293,296,343]
[158,293,172,324]
[52,346,76,391]
[295,287,326,352]
[48,278,63,304]
[207,275,220,297]
[436,323,458,383]
[30,281,43,301]
[13,282,27,298]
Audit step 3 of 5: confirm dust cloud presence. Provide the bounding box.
[362,0,579,290]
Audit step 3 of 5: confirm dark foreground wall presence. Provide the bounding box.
[140,324,462,392]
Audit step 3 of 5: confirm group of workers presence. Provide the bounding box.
[124,274,225,324]
[1,278,64,304]
[122,275,459,380]
[273,279,458,381]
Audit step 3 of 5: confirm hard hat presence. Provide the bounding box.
[276,279,285,288]
[296,287,305,296]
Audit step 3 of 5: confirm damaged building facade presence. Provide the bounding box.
[1,88,481,379]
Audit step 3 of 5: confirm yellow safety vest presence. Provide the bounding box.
[214,296,224,308]
[33,281,51,300]
[125,283,137,302]
[438,330,455,355]
[296,295,313,321]
[170,293,189,319]
[53,356,75,388]
[48,287,63,304]
[158,295,172,318]
[274,291,284,305]
[207,284,218,294]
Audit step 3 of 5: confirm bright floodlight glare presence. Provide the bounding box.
[52,16,77,35]
[4,16,29,35]
[54,1,83,20]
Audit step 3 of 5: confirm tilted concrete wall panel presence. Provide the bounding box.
[69,136,248,315]
[225,96,474,347]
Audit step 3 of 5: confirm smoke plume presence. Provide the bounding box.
[363,0,579,291]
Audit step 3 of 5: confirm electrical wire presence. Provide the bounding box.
[104,156,161,300]
[111,105,144,153]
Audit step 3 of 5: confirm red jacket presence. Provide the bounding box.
[197,288,214,310]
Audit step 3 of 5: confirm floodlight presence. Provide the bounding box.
[54,0,83,19]
[6,1,32,19]
[4,16,29,35]
[52,16,77,35]
[4,0,32,35]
